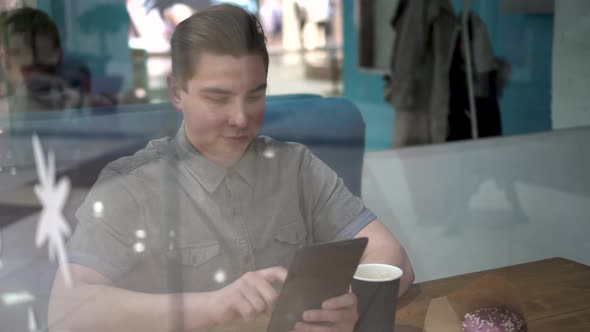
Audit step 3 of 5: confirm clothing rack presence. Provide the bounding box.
[461,0,479,139]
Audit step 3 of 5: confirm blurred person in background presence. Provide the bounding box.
[259,0,282,45]
[127,0,211,52]
[0,7,86,113]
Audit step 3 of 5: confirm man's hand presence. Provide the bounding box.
[292,293,359,332]
[212,266,288,324]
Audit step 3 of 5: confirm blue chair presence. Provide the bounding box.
[263,96,365,197]
[6,94,365,196]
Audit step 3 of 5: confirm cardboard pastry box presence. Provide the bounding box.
[424,275,527,332]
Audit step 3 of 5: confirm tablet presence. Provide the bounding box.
[267,237,368,332]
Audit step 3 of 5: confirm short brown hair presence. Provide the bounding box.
[170,4,268,89]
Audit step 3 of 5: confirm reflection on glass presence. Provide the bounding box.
[0,0,588,331]
[1,8,85,113]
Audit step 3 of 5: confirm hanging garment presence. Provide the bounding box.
[385,0,458,147]
[447,12,507,141]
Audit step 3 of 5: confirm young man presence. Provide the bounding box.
[50,4,414,331]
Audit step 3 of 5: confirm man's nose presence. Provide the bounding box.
[229,102,248,128]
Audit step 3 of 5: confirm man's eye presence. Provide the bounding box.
[246,95,264,102]
[207,96,229,104]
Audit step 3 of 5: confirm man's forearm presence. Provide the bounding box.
[49,283,220,332]
[396,248,415,296]
[354,220,416,296]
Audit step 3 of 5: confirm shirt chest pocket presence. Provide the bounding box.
[268,220,307,267]
[274,221,306,245]
[172,241,222,292]
[178,241,221,267]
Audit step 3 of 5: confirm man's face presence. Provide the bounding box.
[0,32,31,89]
[0,30,60,89]
[171,53,267,164]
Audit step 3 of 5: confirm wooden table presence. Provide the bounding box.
[211,258,590,331]
[395,257,590,332]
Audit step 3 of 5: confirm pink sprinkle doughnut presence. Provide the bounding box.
[462,307,527,332]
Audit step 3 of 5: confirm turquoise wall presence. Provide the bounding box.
[342,0,394,149]
[38,0,133,91]
[457,0,554,136]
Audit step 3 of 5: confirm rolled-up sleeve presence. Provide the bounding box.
[299,148,376,242]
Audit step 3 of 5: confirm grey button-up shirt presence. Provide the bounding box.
[68,126,376,293]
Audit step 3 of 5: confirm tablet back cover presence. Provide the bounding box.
[267,237,368,332]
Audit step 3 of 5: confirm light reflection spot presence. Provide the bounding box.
[214,269,227,284]
[133,242,145,253]
[135,229,146,239]
[263,149,275,159]
[134,88,147,99]
[93,201,104,218]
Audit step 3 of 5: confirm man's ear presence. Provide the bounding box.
[167,75,183,110]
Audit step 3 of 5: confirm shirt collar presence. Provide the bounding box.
[174,124,257,192]
[233,142,257,189]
